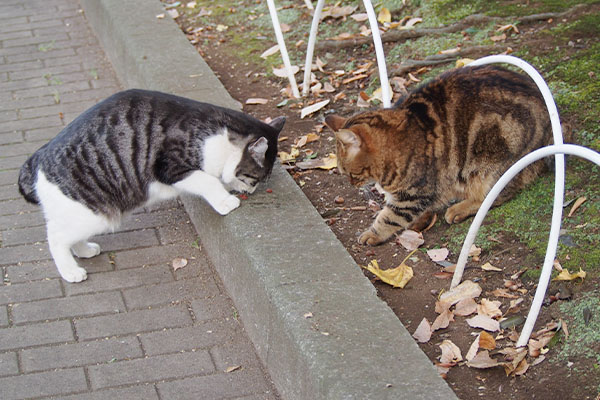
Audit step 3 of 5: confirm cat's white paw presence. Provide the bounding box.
[59,266,88,283]
[72,242,101,258]
[214,194,241,215]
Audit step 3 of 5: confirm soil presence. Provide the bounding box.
[169,4,600,399]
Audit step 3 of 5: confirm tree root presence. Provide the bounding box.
[313,3,588,52]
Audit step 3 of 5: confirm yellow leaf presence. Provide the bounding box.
[568,196,586,217]
[456,58,475,67]
[377,7,391,24]
[362,251,415,288]
[216,24,228,32]
[278,147,300,163]
[552,268,586,281]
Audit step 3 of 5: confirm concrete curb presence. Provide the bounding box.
[80,1,458,399]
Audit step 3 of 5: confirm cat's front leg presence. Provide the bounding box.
[174,171,240,215]
[359,206,407,245]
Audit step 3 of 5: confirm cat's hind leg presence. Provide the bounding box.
[36,171,114,282]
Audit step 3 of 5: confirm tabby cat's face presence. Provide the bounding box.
[325,114,375,187]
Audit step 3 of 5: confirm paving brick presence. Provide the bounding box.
[157,221,197,245]
[0,77,51,92]
[0,241,51,265]
[0,367,87,399]
[8,62,82,80]
[12,291,125,324]
[210,336,264,372]
[63,264,174,296]
[58,87,119,103]
[120,208,189,231]
[5,260,60,283]
[0,320,74,351]
[191,295,238,323]
[13,80,90,99]
[139,320,239,356]
[3,32,69,48]
[157,369,273,400]
[0,29,32,42]
[114,244,195,270]
[52,385,160,400]
[24,126,62,141]
[19,99,93,120]
[0,170,20,186]
[0,351,18,377]
[0,110,17,122]
[0,210,45,230]
[0,114,62,134]
[89,350,213,390]
[0,18,28,34]
[0,95,56,111]
[0,131,22,145]
[0,155,27,171]
[0,278,62,305]
[1,225,46,246]
[0,198,38,215]
[0,60,42,73]
[91,229,160,253]
[21,336,143,372]
[44,53,100,67]
[0,306,8,327]
[0,184,22,201]
[123,277,220,310]
[75,305,193,340]
[7,47,75,63]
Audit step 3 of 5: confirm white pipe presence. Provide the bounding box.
[266,0,300,98]
[362,0,392,108]
[451,55,566,346]
[450,145,600,346]
[302,0,325,96]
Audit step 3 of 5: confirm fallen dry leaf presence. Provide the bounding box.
[469,244,482,257]
[568,196,586,217]
[528,331,555,357]
[296,153,337,170]
[278,147,300,163]
[225,365,241,373]
[456,58,475,67]
[439,280,482,307]
[552,268,586,282]
[351,12,368,22]
[497,23,520,34]
[432,309,454,331]
[427,248,449,262]
[363,255,414,289]
[321,5,358,20]
[377,7,391,24]
[466,314,500,332]
[403,17,423,28]
[481,262,502,272]
[467,350,500,369]
[465,334,480,361]
[454,297,478,316]
[412,317,432,343]
[246,98,268,105]
[295,133,320,148]
[439,340,463,364]
[477,298,502,319]
[492,288,520,299]
[396,230,424,251]
[490,33,506,41]
[479,331,496,350]
[300,99,330,119]
[273,65,299,78]
[172,257,188,271]
[499,347,527,376]
[260,44,279,58]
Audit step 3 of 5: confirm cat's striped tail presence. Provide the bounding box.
[18,156,40,204]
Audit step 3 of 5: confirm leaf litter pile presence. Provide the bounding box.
[165,1,600,399]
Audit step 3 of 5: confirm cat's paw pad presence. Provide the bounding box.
[358,229,385,246]
[59,266,88,283]
[215,195,241,215]
[72,242,101,258]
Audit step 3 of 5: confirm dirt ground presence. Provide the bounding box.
[167,2,600,399]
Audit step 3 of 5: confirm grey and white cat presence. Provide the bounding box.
[19,89,285,283]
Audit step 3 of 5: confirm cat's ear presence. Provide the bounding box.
[324,114,347,132]
[248,136,269,167]
[268,116,286,134]
[335,129,361,148]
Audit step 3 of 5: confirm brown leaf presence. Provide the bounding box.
[467,350,500,369]
[479,331,496,350]
[412,318,432,343]
[466,314,500,332]
[396,230,424,251]
[225,365,241,373]
[568,196,586,217]
[432,309,454,331]
[490,33,507,42]
[491,288,520,299]
[300,100,330,119]
[246,98,269,105]
[439,340,463,364]
[439,280,482,307]
[427,248,449,262]
[465,334,480,361]
[477,298,502,319]
[454,297,477,316]
[172,257,188,271]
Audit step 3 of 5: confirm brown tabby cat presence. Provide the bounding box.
[325,65,554,246]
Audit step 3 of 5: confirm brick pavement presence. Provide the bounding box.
[0,1,279,399]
